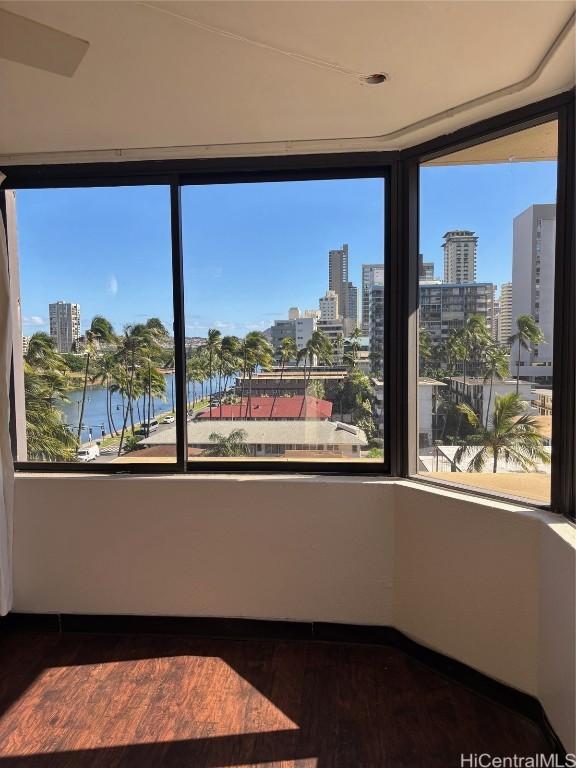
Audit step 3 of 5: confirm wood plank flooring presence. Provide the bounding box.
[0,632,552,767]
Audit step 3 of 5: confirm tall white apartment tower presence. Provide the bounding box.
[361,264,385,334]
[511,204,555,382]
[319,290,339,321]
[49,301,80,353]
[498,282,513,345]
[442,231,478,283]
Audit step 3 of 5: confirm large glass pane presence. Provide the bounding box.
[13,185,177,464]
[417,121,557,503]
[181,178,385,463]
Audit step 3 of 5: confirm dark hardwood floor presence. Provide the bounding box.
[0,631,552,767]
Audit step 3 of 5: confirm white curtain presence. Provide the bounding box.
[0,202,14,615]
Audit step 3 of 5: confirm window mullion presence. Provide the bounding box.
[170,181,187,472]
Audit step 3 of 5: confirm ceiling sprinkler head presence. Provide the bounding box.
[362,73,388,85]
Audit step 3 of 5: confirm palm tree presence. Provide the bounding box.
[419,327,433,373]
[218,335,242,417]
[332,332,344,366]
[25,332,62,369]
[201,429,250,457]
[444,330,464,384]
[461,314,492,384]
[143,318,169,431]
[269,337,297,420]
[76,316,115,446]
[91,352,118,437]
[508,315,545,394]
[482,345,509,428]
[24,363,77,460]
[203,329,222,421]
[116,323,155,456]
[187,349,207,411]
[297,330,332,418]
[23,334,76,461]
[239,332,274,418]
[454,393,550,474]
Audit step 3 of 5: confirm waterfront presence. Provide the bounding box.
[57,372,216,442]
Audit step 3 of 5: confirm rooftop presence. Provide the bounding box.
[197,396,333,421]
[238,370,348,382]
[450,377,526,386]
[142,420,368,447]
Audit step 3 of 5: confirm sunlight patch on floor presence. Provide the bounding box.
[0,656,299,756]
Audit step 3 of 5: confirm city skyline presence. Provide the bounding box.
[16,162,557,340]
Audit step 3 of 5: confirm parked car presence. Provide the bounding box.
[136,419,159,436]
[163,415,175,424]
[77,444,100,462]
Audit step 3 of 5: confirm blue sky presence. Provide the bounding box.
[420,160,557,285]
[16,162,556,340]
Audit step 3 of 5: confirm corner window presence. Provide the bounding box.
[417,121,558,504]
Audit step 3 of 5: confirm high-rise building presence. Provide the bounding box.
[329,243,349,322]
[328,243,348,313]
[319,290,339,321]
[511,204,555,383]
[492,298,501,342]
[49,301,80,353]
[419,282,495,346]
[498,282,513,345]
[22,336,30,356]
[271,317,316,355]
[442,231,478,283]
[345,281,358,334]
[328,243,358,333]
[288,307,320,320]
[317,318,345,364]
[361,264,385,334]
[419,254,435,281]
[369,283,385,377]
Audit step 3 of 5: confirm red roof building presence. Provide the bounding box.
[197,396,333,421]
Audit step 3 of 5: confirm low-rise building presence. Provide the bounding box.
[371,376,450,447]
[343,335,371,374]
[197,396,332,421]
[448,377,533,426]
[235,368,348,399]
[141,420,368,458]
[531,388,552,415]
[418,377,447,448]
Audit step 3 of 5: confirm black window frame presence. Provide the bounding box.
[2,155,393,477]
[399,89,575,519]
[2,90,574,520]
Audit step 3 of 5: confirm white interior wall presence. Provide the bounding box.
[393,482,541,694]
[13,475,395,624]
[538,519,576,752]
[12,474,576,751]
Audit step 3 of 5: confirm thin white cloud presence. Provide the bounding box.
[22,315,46,327]
[106,275,119,296]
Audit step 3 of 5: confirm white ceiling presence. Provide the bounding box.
[0,1,574,164]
